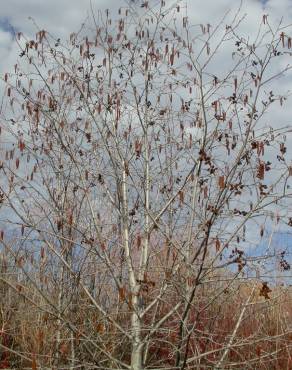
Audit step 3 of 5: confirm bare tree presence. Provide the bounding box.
[0,1,291,369]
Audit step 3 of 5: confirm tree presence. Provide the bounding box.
[0,1,291,369]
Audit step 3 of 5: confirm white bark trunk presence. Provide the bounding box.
[131,307,143,370]
[121,165,143,370]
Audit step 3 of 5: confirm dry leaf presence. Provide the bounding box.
[218,176,225,189]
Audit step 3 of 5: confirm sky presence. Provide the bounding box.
[0,0,291,275]
[0,0,290,72]
[0,0,291,77]
[0,0,288,40]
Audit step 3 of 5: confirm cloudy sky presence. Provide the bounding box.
[0,1,292,210]
[0,0,290,77]
[0,0,291,275]
[0,0,290,71]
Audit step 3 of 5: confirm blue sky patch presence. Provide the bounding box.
[0,17,16,36]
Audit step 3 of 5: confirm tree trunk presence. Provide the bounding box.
[131,308,143,370]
